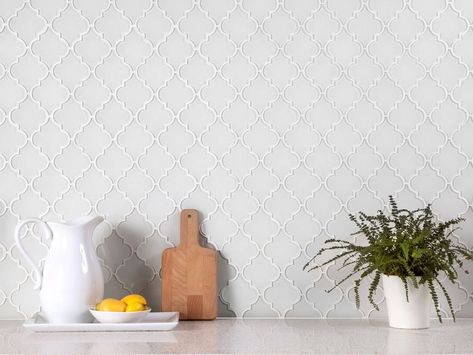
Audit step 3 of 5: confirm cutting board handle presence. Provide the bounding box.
[180,209,200,247]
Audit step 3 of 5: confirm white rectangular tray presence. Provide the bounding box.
[24,312,179,332]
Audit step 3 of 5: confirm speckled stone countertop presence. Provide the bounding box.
[1,319,473,354]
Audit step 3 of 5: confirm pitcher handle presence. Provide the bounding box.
[14,218,53,290]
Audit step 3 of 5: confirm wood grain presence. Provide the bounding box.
[161,209,217,320]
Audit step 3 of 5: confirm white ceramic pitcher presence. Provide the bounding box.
[15,216,105,323]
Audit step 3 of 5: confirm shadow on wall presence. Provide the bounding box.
[198,210,237,317]
[95,219,236,317]
[96,226,154,306]
[217,251,237,317]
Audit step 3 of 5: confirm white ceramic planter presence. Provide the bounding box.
[382,274,431,329]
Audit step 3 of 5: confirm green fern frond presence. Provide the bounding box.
[368,271,381,310]
[354,279,361,309]
[400,275,409,302]
[436,278,455,322]
[428,279,442,323]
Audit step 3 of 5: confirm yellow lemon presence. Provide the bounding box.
[125,302,146,312]
[96,298,127,312]
[121,294,147,306]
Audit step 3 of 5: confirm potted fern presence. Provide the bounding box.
[305,196,473,329]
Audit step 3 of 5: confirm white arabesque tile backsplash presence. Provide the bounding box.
[1,0,473,319]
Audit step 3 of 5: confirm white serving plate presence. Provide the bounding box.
[24,312,179,332]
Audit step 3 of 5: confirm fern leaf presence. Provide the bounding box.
[428,279,442,323]
[436,278,455,322]
[368,271,381,311]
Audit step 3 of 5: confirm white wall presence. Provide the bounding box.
[1,0,473,319]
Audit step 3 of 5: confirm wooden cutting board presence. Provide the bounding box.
[161,209,217,320]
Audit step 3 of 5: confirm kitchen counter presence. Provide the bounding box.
[1,319,472,354]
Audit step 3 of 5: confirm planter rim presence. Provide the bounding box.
[382,274,423,279]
